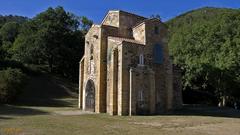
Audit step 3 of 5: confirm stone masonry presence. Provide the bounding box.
[79,10,182,116]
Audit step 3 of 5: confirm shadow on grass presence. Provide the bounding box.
[163,105,240,118]
[13,98,76,107]
[13,74,78,108]
[0,116,13,120]
[0,104,49,117]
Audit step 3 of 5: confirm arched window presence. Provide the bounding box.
[154,44,163,64]
[139,54,144,65]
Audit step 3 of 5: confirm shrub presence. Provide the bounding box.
[0,68,27,103]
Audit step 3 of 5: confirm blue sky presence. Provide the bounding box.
[0,0,239,23]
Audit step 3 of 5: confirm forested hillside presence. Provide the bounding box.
[0,7,92,103]
[0,15,27,28]
[167,7,240,106]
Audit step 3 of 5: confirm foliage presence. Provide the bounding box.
[12,6,91,81]
[0,15,27,29]
[167,7,240,103]
[0,68,27,103]
[79,16,93,34]
[0,16,27,60]
[0,22,20,43]
[0,7,91,104]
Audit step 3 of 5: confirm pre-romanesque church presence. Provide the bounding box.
[78,10,182,115]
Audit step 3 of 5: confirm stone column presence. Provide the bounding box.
[117,47,123,116]
[129,68,133,116]
[129,68,136,116]
[79,58,84,109]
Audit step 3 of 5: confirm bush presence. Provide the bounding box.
[0,68,27,103]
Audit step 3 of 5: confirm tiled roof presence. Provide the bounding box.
[108,36,144,45]
[133,18,162,29]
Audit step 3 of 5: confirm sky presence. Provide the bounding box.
[0,0,240,23]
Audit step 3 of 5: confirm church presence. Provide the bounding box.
[78,10,182,116]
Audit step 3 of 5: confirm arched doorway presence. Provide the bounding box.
[85,80,95,112]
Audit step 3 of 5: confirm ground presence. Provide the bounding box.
[0,73,240,135]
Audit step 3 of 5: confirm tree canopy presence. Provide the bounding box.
[1,6,92,81]
[167,7,240,104]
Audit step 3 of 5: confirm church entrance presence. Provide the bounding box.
[85,80,95,112]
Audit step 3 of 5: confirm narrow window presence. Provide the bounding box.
[139,54,144,65]
[90,44,93,54]
[90,44,93,60]
[138,90,144,101]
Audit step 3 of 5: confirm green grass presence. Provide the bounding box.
[0,105,240,135]
[0,73,240,135]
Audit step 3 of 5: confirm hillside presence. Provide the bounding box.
[166,7,240,32]
[0,15,27,28]
[166,7,240,104]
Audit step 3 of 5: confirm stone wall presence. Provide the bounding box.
[118,11,146,38]
[80,10,182,116]
[144,19,175,111]
[102,11,119,27]
[106,38,121,115]
[129,66,155,115]
[82,25,101,112]
[121,42,144,115]
[133,23,146,44]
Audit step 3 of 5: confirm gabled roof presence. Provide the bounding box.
[101,10,147,25]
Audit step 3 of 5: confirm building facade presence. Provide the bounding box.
[79,10,182,116]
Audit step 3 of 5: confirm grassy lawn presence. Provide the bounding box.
[0,74,240,135]
[0,105,240,135]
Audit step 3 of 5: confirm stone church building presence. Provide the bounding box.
[78,10,182,116]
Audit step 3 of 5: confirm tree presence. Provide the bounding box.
[0,22,20,43]
[79,16,93,34]
[12,6,90,81]
[0,22,21,60]
[167,7,240,106]
[12,20,41,63]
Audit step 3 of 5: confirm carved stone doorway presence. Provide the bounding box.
[85,80,95,112]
